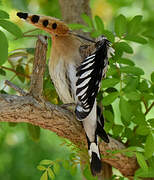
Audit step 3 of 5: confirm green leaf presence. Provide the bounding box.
[26,48,35,55]
[142,93,154,104]
[0,68,6,76]
[123,128,134,140]
[125,91,141,101]
[115,14,127,37]
[138,80,149,92]
[27,124,40,141]
[40,171,48,180]
[150,84,154,94]
[135,167,154,178]
[40,160,53,165]
[114,42,133,54]
[94,16,104,32]
[53,163,60,174]
[0,20,23,37]
[103,110,114,122]
[81,14,93,28]
[132,113,145,125]
[147,118,154,128]
[124,77,139,92]
[106,66,118,77]
[8,122,17,127]
[103,30,115,43]
[69,23,85,29]
[48,168,55,179]
[120,66,144,76]
[16,65,25,83]
[143,29,154,39]
[144,133,154,159]
[68,23,92,32]
[124,35,147,44]
[151,72,154,82]
[136,125,150,136]
[119,97,132,122]
[90,30,101,38]
[116,58,135,66]
[0,90,7,94]
[70,166,77,176]
[136,152,148,171]
[105,87,117,93]
[0,30,8,65]
[104,122,113,132]
[101,78,120,89]
[126,146,144,152]
[102,91,119,106]
[37,165,46,171]
[0,10,9,19]
[113,124,124,136]
[63,160,70,170]
[127,15,142,35]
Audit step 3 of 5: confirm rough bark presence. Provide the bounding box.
[59,0,91,36]
[29,35,47,100]
[59,0,91,24]
[0,93,138,178]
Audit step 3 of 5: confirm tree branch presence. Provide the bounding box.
[59,0,92,36]
[1,35,138,178]
[29,35,48,100]
[0,93,138,178]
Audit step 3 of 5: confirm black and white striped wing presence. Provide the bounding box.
[75,39,109,120]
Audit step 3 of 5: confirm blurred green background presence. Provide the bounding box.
[0,0,154,180]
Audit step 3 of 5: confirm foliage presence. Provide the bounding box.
[0,0,154,180]
[0,10,22,66]
[70,13,154,179]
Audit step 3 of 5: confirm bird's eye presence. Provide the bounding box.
[52,23,57,29]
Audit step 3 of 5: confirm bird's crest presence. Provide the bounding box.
[17,12,69,36]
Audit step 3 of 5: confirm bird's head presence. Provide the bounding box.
[17,12,69,36]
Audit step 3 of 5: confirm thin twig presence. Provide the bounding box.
[23,34,50,39]
[2,74,16,91]
[23,28,39,34]
[0,65,30,79]
[145,101,154,116]
[23,35,38,38]
[5,80,27,96]
[142,97,148,110]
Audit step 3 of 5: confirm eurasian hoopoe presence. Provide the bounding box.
[17,12,112,176]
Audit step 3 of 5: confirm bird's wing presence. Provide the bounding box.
[75,37,111,120]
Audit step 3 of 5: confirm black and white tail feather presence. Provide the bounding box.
[75,36,113,176]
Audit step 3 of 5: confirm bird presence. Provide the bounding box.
[17,12,113,176]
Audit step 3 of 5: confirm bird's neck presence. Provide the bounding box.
[50,35,81,65]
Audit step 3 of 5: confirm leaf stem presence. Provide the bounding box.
[141,97,148,110]
[145,101,154,116]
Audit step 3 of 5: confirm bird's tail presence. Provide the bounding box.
[96,106,109,143]
[86,134,102,176]
[85,106,109,176]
